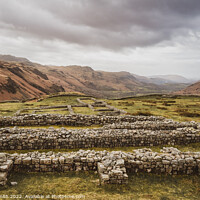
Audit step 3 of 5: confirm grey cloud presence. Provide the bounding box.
[0,0,200,50]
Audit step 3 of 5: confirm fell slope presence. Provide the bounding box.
[176,81,200,95]
[37,65,168,98]
[0,61,64,101]
[0,55,191,101]
[0,60,162,101]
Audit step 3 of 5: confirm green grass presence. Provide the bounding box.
[73,107,97,115]
[81,99,95,104]
[1,95,200,122]
[35,109,70,115]
[106,95,200,122]
[0,102,24,116]
[26,95,79,107]
[0,172,199,200]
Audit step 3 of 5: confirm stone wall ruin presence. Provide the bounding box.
[0,148,200,186]
[0,111,199,186]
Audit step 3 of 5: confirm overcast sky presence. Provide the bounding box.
[0,0,200,79]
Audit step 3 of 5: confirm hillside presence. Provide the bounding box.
[176,81,200,95]
[0,54,30,63]
[0,61,65,101]
[0,55,191,101]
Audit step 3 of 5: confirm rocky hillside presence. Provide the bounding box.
[176,81,200,95]
[0,61,65,101]
[0,55,191,101]
[0,55,30,63]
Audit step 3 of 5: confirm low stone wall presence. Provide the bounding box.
[0,123,199,150]
[76,98,88,106]
[78,97,127,114]
[92,98,127,114]
[0,153,13,186]
[13,97,125,116]
[67,105,75,115]
[0,114,165,127]
[125,147,200,175]
[104,121,199,130]
[0,148,200,186]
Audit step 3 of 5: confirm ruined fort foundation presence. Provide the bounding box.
[0,114,200,186]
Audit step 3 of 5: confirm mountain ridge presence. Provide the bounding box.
[0,54,194,101]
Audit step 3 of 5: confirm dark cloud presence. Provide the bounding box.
[0,0,200,79]
[0,0,200,49]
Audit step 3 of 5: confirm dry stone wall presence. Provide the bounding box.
[15,97,123,116]
[125,147,200,175]
[0,111,199,185]
[0,114,165,127]
[0,153,13,186]
[0,148,200,186]
[0,120,199,150]
[78,97,127,114]
[104,121,199,130]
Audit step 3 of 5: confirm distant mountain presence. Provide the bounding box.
[149,75,193,84]
[133,74,193,85]
[176,81,200,95]
[0,54,191,101]
[0,54,30,63]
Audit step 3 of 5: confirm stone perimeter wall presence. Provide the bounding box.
[0,147,200,186]
[0,114,165,127]
[0,120,199,150]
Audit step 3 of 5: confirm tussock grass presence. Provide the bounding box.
[1,95,199,122]
[106,95,200,122]
[73,107,97,115]
[0,172,199,200]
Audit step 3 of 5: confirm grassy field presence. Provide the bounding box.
[0,102,24,116]
[106,95,200,122]
[35,109,70,115]
[73,107,97,115]
[0,172,199,200]
[0,94,200,199]
[0,95,200,122]
[81,99,95,104]
[0,95,80,116]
